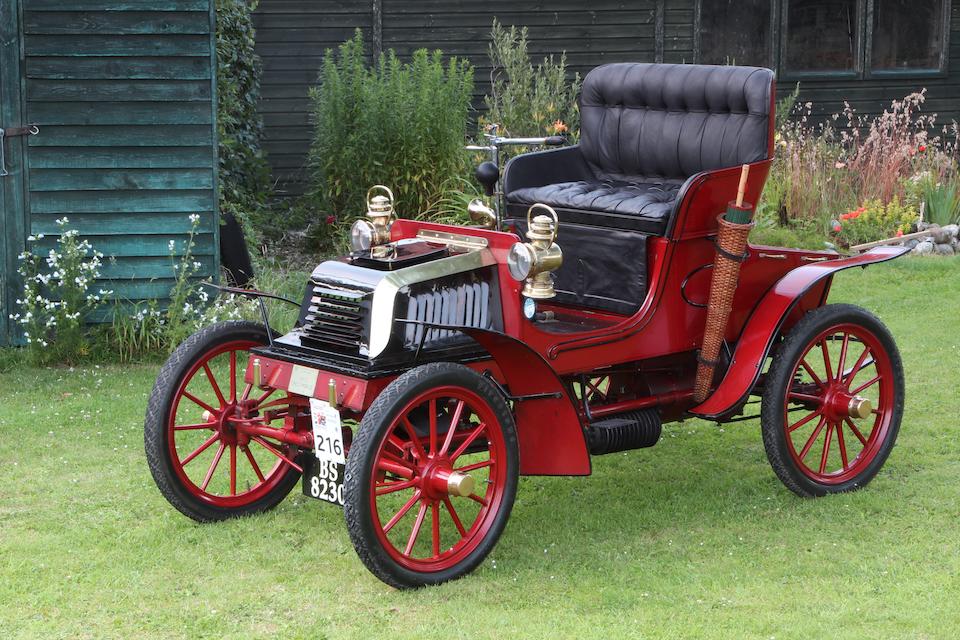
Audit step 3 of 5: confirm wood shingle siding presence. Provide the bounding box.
[254,1,960,201]
[19,0,218,318]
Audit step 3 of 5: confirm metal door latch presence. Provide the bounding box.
[0,124,39,177]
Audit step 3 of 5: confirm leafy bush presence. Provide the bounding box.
[832,197,916,247]
[8,219,111,364]
[215,0,272,234]
[914,174,960,226]
[482,20,581,140]
[307,31,474,224]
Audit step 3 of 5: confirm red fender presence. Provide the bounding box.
[455,327,591,476]
[689,246,908,419]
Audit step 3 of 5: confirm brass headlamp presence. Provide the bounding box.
[467,198,497,229]
[507,204,563,299]
[351,185,396,256]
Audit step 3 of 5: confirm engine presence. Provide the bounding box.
[274,236,503,368]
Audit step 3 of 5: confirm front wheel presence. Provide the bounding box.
[344,363,519,589]
[144,321,302,522]
[761,304,904,497]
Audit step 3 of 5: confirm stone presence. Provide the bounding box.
[942,224,960,239]
[917,221,938,232]
[904,238,920,250]
[912,240,935,255]
[934,243,955,256]
[932,226,954,244]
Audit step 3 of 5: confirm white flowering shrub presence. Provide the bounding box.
[8,218,112,363]
[111,214,257,361]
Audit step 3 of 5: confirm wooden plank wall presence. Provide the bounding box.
[22,0,218,305]
[254,1,371,195]
[254,0,659,197]
[254,0,960,198]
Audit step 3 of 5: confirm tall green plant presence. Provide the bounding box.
[307,31,474,222]
[482,20,581,139]
[919,176,960,225]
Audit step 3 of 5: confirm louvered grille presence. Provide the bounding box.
[300,280,369,352]
[402,279,492,349]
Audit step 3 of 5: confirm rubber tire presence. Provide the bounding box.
[760,304,904,497]
[343,362,519,589]
[144,321,301,522]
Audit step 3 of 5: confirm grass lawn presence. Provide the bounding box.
[1,257,958,639]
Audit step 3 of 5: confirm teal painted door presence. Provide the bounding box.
[1,0,27,345]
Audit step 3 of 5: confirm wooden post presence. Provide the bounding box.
[371,0,383,60]
[654,0,665,63]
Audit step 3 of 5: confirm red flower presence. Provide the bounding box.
[326,215,336,225]
[833,224,842,232]
[918,145,927,153]
[896,229,904,237]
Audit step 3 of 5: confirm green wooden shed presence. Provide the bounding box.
[0,0,219,345]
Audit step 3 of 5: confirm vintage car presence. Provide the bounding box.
[144,63,905,589]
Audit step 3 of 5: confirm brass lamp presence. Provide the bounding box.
[507,203,563,299]
[350,185,396,255]
[467,198,497,229]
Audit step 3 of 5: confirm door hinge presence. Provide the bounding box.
[0,124,39,177]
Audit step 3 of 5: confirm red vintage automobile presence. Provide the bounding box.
[145,63,905,589]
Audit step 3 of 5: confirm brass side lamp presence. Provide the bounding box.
[350,185,396,256]
[506,203,563,299]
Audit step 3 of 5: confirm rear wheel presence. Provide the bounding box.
[761,304,904,497]
[145,321,302,522]
[344,363,519,589]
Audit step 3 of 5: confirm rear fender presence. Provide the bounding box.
[403,321,591,476]
[689,246,908,419]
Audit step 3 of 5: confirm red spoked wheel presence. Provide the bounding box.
[344,362,518,589]
[145,321,305,521]
[761,304,904,497]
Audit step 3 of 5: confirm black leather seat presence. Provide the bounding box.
[504,63,774,235]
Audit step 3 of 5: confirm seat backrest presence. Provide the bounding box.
[579,63,774,182]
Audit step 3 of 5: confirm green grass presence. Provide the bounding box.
[1,257,958,639]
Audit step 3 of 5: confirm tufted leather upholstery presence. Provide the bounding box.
[504,63,774,235]
[508,178,683,232]
[579,63,773,181]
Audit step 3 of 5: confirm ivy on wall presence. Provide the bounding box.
[215,0,271,231]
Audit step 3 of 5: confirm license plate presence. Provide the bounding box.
[303,398,346,505]
[302,456,345,506]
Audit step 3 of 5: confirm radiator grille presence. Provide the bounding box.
[300,280,369,352]
[403,280,492,349]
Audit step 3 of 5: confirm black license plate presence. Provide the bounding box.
[301,455,345,506]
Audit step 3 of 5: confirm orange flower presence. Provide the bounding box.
[550,120,568,134]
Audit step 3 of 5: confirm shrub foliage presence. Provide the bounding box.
[482,20,581,139]
[307,31,474,221]
[215,0,271,229]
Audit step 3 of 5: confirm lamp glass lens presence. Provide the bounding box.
[507,243,533,281]
[350,220,374,251]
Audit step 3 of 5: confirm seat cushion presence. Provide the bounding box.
[507,179,682,234]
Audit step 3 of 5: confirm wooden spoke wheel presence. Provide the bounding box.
[761,304,904,497]
[145,321,303,522]
[344,363,518,589]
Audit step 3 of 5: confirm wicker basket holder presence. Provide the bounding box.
[692,212,754,403]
